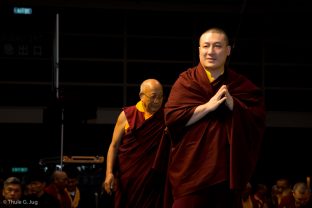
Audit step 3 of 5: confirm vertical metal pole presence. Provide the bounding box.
[54,13,64,170]
[55,13,59,100]
[94,192,99,208]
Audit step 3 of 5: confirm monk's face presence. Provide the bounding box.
[293,189,308,206]
[141,88,163,114]
[199,31,231,72]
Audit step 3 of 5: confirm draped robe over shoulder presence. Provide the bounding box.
[114,105,166,208]
[164,64,266,199]
[45,184,71,208]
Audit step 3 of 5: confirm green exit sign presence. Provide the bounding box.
[13,7,33,15]
[11,167,28,173]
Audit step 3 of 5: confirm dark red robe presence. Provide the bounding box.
[278,193,312,208]
[164,64,266,200]
[114,105,167,208]
[44,184,71,208]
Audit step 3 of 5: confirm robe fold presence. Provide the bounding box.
[44,185,71,208]
[164,64,266,200]
[114,105,167,208]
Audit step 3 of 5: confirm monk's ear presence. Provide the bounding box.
[139,92,144,100]
[227,45,231,56]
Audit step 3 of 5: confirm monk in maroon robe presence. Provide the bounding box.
[103,79,167,208]
[164,28,266,208]
[44,170,71,208]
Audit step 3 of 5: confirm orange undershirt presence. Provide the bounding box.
[125,101,151,131]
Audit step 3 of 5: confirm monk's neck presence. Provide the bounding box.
[205,68,224,82]
[142,103,154,119]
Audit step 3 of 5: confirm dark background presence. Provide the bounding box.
[1,0,312,199]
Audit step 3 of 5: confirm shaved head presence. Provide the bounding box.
[140,79,163,94]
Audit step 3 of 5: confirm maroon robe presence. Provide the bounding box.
[164,64,266,200]
[114,105,167,208]
[44,184,71,208]
[279,194,312,208]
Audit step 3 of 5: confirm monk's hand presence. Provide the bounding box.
[209,85,227,110]
[210,85,233,111]
[104,173,114,195]
[223,85,234,111]
[187,85,232,126]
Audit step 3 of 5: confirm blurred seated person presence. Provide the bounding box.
[252,183,270,208]
[242,182,270,208]
[45,170,71,208]
[64,166,81,208]
[24,170,60,208]
[275,177,293,206]
[278,182,312,208]
[0,176,22,208]
[241,182,253,208]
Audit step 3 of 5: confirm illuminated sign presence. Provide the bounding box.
[13,7,32,15]
[11,167,29,173]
